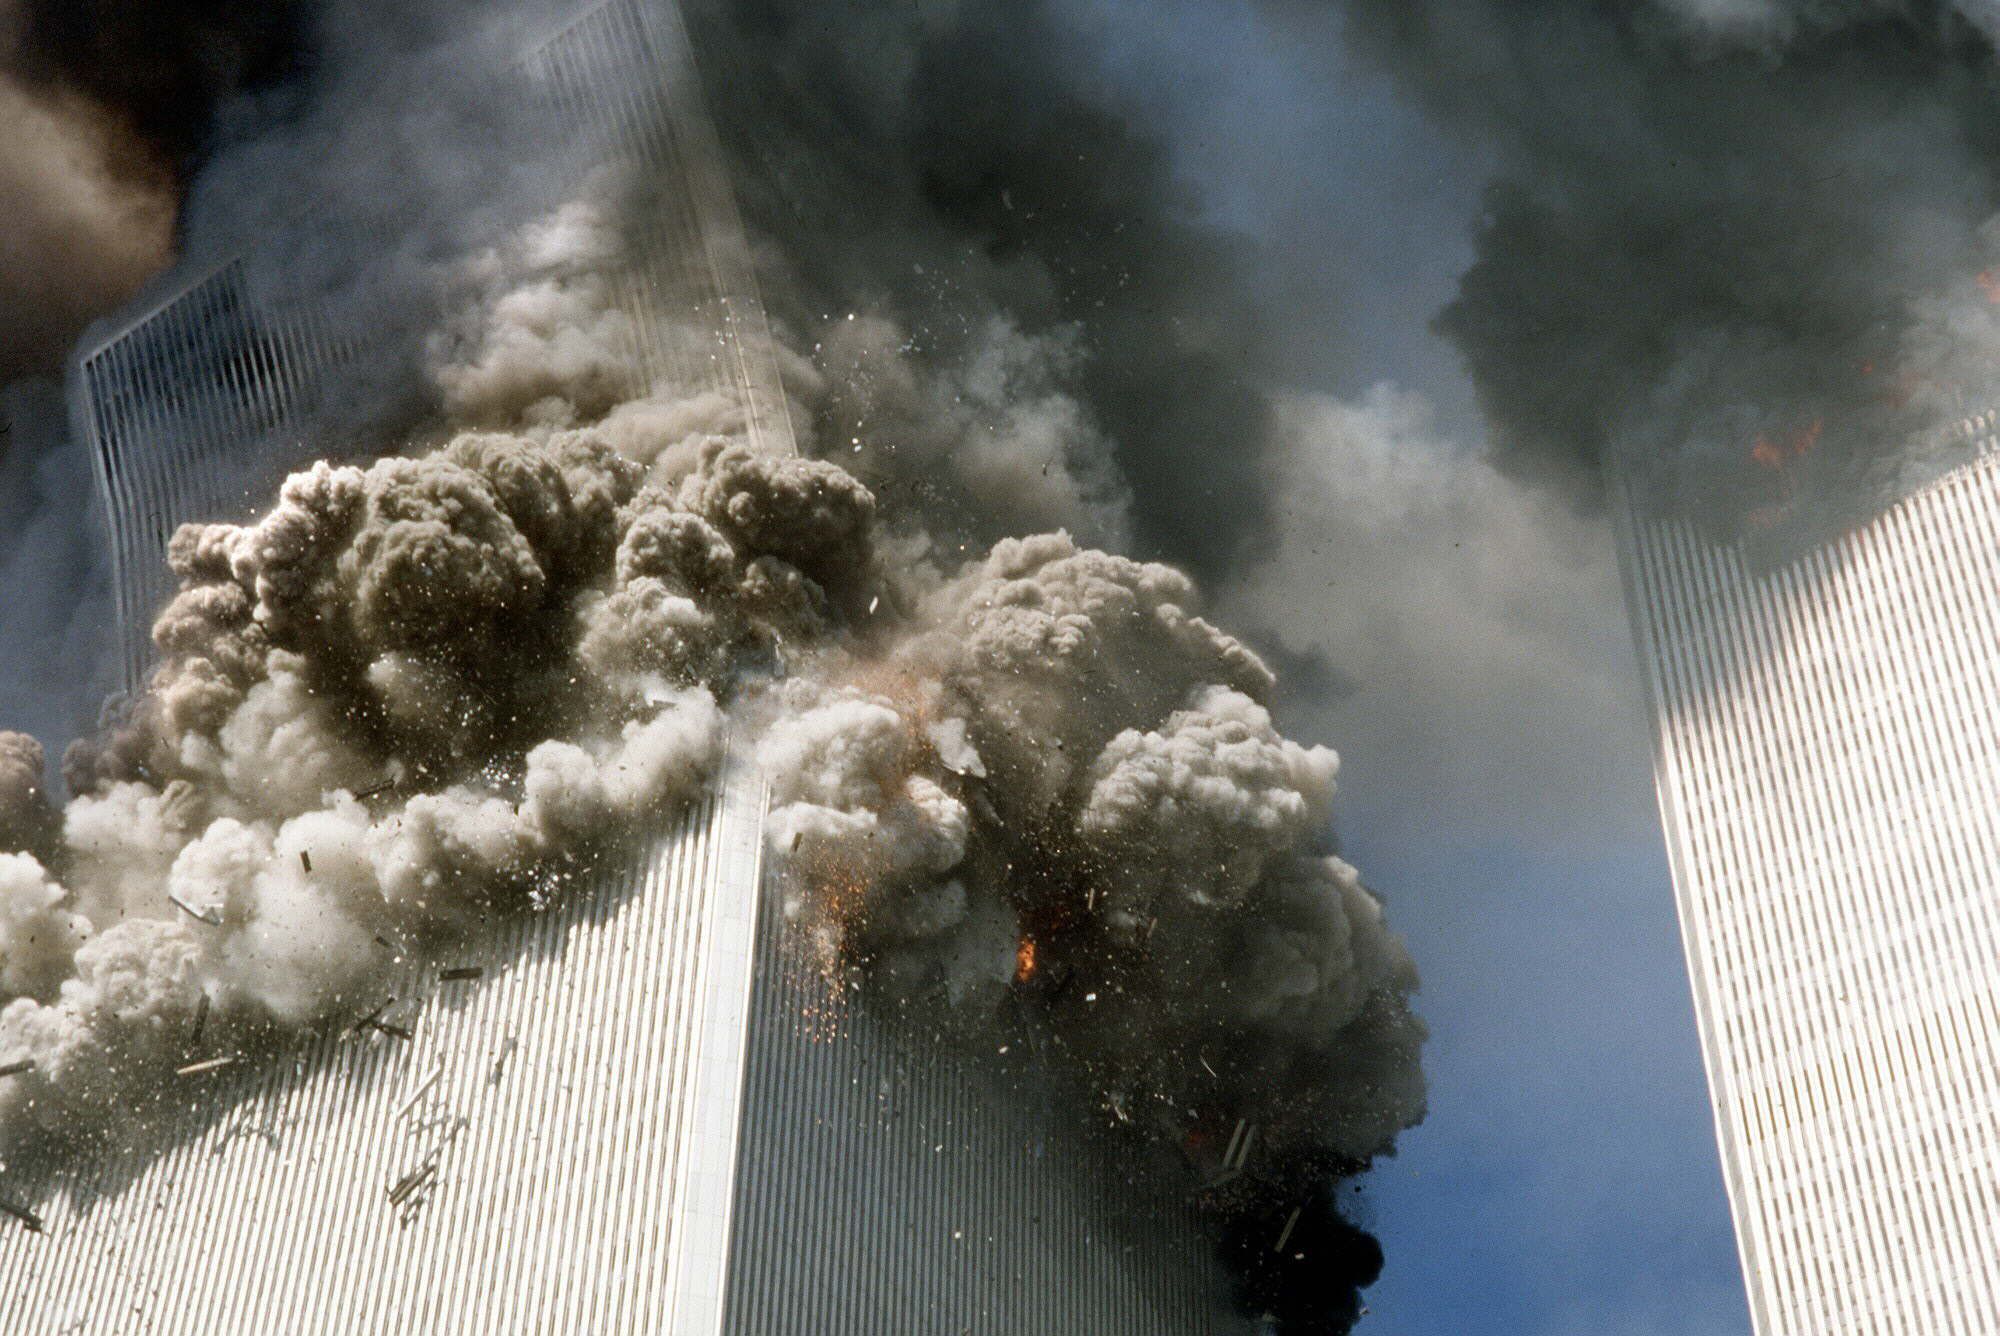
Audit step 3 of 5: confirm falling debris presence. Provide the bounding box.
[387,1160,436,1208]
[369,1020,414,1043]
[350,998,396,1037]
[191,995,211,1048]
[166,893,222,927]
[353,779,398,800]
[0,1199,44,1234]
[397,1064,445,1121]
[1273,1207,1302,1254]
[300,850,312,874]
[438,967,484,983]
[0,1060,32,1079]
[176,1056,238,1078]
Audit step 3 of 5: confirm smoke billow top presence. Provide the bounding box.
[0,1,1424,1330]
[1338,0,2000,541]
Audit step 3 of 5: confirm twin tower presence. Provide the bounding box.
[5,2,1242,1332]
[24,0,2000,1330]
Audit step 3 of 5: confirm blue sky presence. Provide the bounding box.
[1074,1,1753,1330]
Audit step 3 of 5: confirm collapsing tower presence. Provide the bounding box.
[7,1,1243,1330]
[1615,423,2000,1335]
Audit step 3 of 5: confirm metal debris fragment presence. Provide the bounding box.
[191,995,210,1047]
[397,1064,444,1121]
[176,1055,237,1078]
[1,1199,43,1233]
[1273,1206,1302,1253]
[438,966,483,983]
[369,1020,414,1042]
[387,1160,436,1207]
[300,850,312,873]
[354,778,397,800]
[350,997,396,1037]
[166,893,221,927]
[0,1060,32,1079]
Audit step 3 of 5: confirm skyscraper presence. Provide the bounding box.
[10,1,1243,1329]
[1615,428,2000,1334]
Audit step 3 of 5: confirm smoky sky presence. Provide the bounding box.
[1331,0,2000,537]
[0,0,312,380]
[682,0,1283,581]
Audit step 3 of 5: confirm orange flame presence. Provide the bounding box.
[1015,937,1038,983]
[1750,417,1822,471]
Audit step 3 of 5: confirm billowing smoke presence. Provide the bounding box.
[681,0,1282,578]
[0,2,1429,1329]
[1336,0,2000,540]
[0,412,1421,1331]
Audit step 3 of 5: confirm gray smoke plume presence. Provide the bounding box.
[0,3,1428,1329]
[1335,0,2000,542]
[0,399,1420,1335]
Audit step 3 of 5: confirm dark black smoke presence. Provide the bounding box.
[1220,1159,1384,1336]
[686,0,1281,581]
[1337,0,2000,539]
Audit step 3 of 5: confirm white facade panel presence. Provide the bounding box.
[0,764,765,1335]
[1617,434,2000,1335]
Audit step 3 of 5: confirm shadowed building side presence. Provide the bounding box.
[723,901,1241,1334]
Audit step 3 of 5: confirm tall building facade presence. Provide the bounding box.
[1616,429,2000,1335]
[13,1,1243,1330]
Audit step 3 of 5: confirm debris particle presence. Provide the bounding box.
[300,850,312,873]
[387,1160,436,1207]
[0,1199,43,1234]
[1273,1206,1302,1253]
[176,1056,237,1078]
[191,995,210,1048]
[397,1064,444,1120]
[438,966,484,983]
[166,893,221,927]
[0,1060,32,1079]
[351,998,393,1034]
